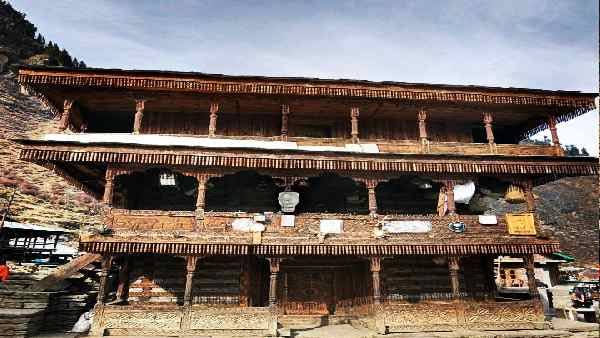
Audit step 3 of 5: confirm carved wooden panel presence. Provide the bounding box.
[463,301,542,324]
[103,310,182,330]
[190,307,276,330]
[286,270,334,315]
[109,210,195,230]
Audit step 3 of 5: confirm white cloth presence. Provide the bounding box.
[319,220,343,234]
[71,311,93,333]
[454,181,476,204]
[478,215,498,225]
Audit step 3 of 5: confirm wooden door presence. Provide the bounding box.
[285,270,334,315]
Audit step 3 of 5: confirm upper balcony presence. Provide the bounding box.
[18,66,597,159]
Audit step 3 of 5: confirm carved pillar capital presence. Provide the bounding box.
[208,102,220,137]
[350,107,360,144]
[58,99,74,132]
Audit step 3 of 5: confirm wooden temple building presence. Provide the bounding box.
[14,66,598,336]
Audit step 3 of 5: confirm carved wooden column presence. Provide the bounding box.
[548,115,563,156]
[445,180,456,216]
[58,99,74,132]
[133,99,145,134]
[184,256,198,306]
[417,110,429,152]
[365,179,378,218]
[483,112,497,153]
[281,104,290,141]
[97,256,113,305]
[208,102,219,137]
[523,254,539,298]
[103,169,115,205]
[267,258,281,306]
[240,256,251,307]
[448,256,461,300]
[523,180,536,212]
[116,258,130,303]
[350,107,360,144]
[194,173,212,221]
[370,257,382,304]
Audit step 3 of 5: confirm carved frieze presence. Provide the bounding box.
[103,310,181,330]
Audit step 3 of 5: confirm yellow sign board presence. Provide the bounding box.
[506,213,536,235]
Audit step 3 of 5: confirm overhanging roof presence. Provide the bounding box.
[18,66,597,139]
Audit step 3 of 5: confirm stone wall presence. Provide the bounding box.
[0,289,96,336]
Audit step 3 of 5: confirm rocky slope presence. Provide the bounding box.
[0,74,102,228]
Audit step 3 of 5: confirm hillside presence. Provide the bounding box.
[0,74,102,228]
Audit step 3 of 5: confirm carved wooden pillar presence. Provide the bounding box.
[523,254,539,298]
[267,258,281,306]
[523,180,536,212]
[116,258,130,303]
[483,112,497,153]
[240,256,251,307]
[445,180,456,216]
[417,110,429,152]
[58,99,74,132]
[350,107,360,143]
[548,115,563,156]
[208,102,219,137]
[133,99,145,134]
[370,257,382,304]
[365,179,378,218]
[184,256,198,306]
[97,256,113,305]
[448,256,461,300]
[195,174,211,221]
[103,169,115,205]
[281,104,290,141]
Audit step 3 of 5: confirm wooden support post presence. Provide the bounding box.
[548,115,563,156]
[240,256,250,307]
[133,99,145,134]
[116,258,130,303]
[194,174,211,221]
[208,102,219,137]
[97,256,113,304]
[523,180,536,212]
[184,256,198,306]
[483,112,496,153]
[445,180,456,216]
[350,107,360,143]
[448,256,461,300]
[523,254,539,298]
[370,257,382,304]
[281,104,290,141]
[417,110,429,152]
[58,99,74,132]
[365,179,378,218]
[267,258,281,306]
[103,169,115,205]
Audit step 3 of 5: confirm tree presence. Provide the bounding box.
[581,147,589,156]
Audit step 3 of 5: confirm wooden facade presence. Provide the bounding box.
[14,66,598,336]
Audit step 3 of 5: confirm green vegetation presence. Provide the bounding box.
[0,0,86,68]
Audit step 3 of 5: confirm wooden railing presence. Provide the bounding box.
[106,209,519,236]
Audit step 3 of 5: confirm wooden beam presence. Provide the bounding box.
[58,99,74,132]
[208,102,219,137]
[280,104,290,141]
[267,258,281,306]
[183,256,198,306]
[370,257,382,304]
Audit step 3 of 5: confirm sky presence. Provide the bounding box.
[9,0,599,155]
